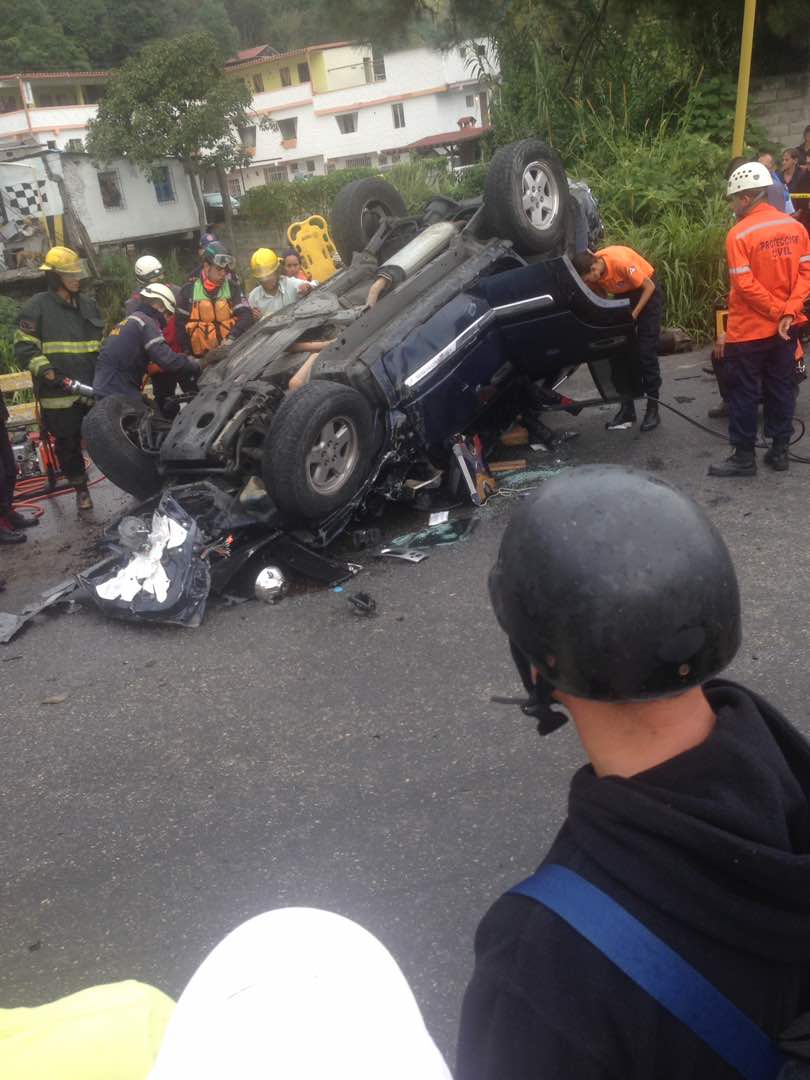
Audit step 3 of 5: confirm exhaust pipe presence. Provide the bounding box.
[379,221,457,283]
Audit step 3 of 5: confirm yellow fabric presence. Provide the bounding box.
[0,980,174,1080]
[26,354,50,376]
[38,246,82,274]
[40,395,80,409]
[42,340,102,355]
[13,330,42,350]
[250,246,280,280]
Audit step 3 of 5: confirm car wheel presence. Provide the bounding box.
[262,381,374,523]
[330,178,408,263]
[484,138,570,254]
[82,395,162,500]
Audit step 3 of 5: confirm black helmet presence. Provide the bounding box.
[489,465,740,703]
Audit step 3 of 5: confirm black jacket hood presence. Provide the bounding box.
[565,679,810,962]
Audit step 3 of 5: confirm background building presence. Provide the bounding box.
[223,39,496,194]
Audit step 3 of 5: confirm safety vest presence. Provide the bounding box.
[185,277,236,357]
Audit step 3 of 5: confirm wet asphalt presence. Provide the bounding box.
[3,346,810,1060]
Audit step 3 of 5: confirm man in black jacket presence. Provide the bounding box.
[456,465,810,1079]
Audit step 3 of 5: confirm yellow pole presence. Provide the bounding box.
[732,0,757,156]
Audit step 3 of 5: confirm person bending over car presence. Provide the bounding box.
[93,284,201,403]
[177,242,252,361]
[573,246,663,433]
[249,248,312,318]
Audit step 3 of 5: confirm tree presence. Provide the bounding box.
[86,31,267,243]
[0,0,90,71]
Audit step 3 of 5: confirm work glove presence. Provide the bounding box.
[37,366,59,386]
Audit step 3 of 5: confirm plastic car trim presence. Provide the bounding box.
[403,293,553,389]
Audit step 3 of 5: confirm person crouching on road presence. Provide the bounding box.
[249,248,312,318]
[176,242,252,362]
[13,246,102,513]
[92,284,200,403]
[709,161,810,477]
[573,246,663,432]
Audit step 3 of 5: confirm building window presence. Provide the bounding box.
[264,165,287,183]
[252,73,265,94]
[297,62,310,83]
[277,117,297,140]
[326,162,337,173]
[336,112,358,134]
[239,125,257,149]
[346,155,372,168]
[65,138,84,152]
[97,169,124,210]
[82,84,105,105]
[391,103,405,128]
[390,150,401,162]
[228,177,242,196]
[152,165,175,204]
[372,47,386,81]
[306,159,316,173]
[280,67,291,87]
[465,94,476,108]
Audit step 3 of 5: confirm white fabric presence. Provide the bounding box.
[95,512,187,605]
[148,908,452,1080]
[249,276,307,316]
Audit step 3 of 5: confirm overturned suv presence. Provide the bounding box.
[84,139,642,547]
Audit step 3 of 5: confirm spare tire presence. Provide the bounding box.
[484,138,570,255]
[330,177,408,264]
[82,396,162,500]
[262,380,374,523]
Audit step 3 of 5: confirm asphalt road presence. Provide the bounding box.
[3,347,810,1063]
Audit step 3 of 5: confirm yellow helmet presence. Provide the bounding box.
[250,247,280,281]
[39,245,83,275]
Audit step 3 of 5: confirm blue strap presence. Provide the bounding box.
[510,864,785,1080]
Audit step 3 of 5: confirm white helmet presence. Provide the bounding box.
[140,282,176,314]
[134,254,163,285]
[726,161,773,197]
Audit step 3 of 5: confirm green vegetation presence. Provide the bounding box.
[0,296,20,376]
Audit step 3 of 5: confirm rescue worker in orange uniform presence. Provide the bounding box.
[176,242,251,361]
[709,161,810,477]
[573,245,664,432]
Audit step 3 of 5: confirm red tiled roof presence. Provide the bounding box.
[0,70,109,81]
[226,45,276,65]
[400,125,490,151]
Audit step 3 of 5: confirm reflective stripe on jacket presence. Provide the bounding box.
[13,289,103,409]
[93,308,200,401]
[726,202,810,344]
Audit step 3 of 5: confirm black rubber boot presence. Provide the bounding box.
[708,402,729,420]
[606,400,637,430]
[764,439,789,471]
[640,399,660,432]
[708,448,756,477]
[7,507,39,529]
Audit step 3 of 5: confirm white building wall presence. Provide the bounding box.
[242,42,495,187]
[61,156,199,244]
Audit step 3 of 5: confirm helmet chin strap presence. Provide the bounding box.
[490,642,573,737]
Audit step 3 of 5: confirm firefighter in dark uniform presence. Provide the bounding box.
[13,246,103,511]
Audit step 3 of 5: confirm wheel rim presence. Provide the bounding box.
[305,415,359,495]
[521,161,559,231]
